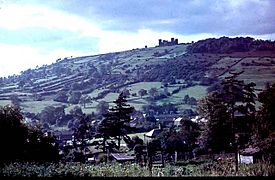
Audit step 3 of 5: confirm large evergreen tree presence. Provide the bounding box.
[97,93,135,150]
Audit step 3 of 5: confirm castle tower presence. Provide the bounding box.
[158,39,163,46]
[171,37,175,43]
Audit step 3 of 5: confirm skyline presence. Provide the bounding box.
[0,0,275,77]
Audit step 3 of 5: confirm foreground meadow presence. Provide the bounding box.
[1,160,275,177]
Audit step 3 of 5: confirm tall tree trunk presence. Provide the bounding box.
[103,137,106,153]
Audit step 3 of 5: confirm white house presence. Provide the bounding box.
[191,116,207,123]
[174,117,183,127]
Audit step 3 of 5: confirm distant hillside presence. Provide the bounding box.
[0,36,275,124]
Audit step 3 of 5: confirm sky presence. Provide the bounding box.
[0,0,275,77]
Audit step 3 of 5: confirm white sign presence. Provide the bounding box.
[239,155,253,164]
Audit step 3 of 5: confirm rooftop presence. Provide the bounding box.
[145,128,162,138]
[239,147,260,155]
[111,153,135,161]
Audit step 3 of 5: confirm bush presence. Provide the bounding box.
[54,91,68,103]
[68,91,82,104]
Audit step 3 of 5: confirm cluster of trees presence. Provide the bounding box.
[0,93,134,164]
[62,113,95,162]
[0,106,59,163]
[61,93,138,162]
[54,91,94,107]
[182,95,197,105]
[187,36,275,54]
[255,83,275,140]
[156,119,200,160]
[38,105,91,130]
[195,71,275,165]
[38,105,66,125]
[138,89,148,97]
[139,57,210,83]
[142,102,178,115]
[199,76,220,86]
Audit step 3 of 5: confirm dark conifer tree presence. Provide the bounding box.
[97,93,135,150]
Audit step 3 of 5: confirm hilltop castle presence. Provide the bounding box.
[158,38,178,47]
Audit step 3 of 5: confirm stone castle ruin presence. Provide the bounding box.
[158,38,178,47]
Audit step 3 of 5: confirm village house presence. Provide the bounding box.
[190,115,208,123]
[144,127,162,141]
[54,130,74,149]
[155,114,178,127]
[174,117,183,127]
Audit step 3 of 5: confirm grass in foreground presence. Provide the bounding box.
[1,160,275,177]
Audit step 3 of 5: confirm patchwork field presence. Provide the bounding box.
[0,40,275,119]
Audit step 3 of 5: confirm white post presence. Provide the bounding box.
[175,151,178,163]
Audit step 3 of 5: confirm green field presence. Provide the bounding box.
[173,85,208,100]
[0,100,11,107]
[126,82,162,93]
[22,100,66,114]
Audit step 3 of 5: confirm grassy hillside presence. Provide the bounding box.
[0,37,275,119]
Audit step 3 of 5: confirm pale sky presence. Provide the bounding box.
[0,0,275,77]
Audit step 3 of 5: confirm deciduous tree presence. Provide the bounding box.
[0,105,59,163]
[198,71,257,154]
[255,83,275,140]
